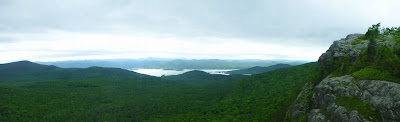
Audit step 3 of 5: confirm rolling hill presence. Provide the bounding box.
[226,63,292,75]
[0,61,147,83]
[0,61,246,121]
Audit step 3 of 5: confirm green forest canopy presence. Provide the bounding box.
[0,61,316,121]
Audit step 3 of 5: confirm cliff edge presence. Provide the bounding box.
[287,24,400,122]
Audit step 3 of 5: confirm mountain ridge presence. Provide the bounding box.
[36,59,305,69]
[0,60,148,83]
[226,63,292,75]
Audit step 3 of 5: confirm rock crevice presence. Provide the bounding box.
[309,75,400,122]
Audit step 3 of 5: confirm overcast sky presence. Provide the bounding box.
[0,0,399,63]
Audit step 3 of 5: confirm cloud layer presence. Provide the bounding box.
[1,0,399,63]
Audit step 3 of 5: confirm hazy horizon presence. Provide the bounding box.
[0,57,310,64]
[1,0,399,63]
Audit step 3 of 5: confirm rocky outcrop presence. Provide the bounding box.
[318,34,395,65]
[318,34,366,64]
[287,34,400,122]
[309,75,400,122]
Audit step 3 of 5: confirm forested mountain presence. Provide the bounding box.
[0,61,243,121]
[157,62,317,121]
[0,61,147,83]
[0,60,315,121]
[226,63,292,75]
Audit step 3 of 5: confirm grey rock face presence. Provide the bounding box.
[288,34,399,122]
[309,75,400,122]
[318,34,395,65]
[318,34,366,64]
[308,109,326,122]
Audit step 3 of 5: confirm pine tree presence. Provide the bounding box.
[365,23,380,60]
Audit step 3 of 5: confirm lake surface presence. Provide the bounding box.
[131,69,236,77]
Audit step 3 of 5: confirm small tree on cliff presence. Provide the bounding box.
[365,23,381,60]
[365,23,381,40]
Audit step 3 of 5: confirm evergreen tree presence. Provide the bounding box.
[367,38,377,59]
[365,23,381,40]
[365,23,380,60]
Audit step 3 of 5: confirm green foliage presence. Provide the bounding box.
[361,23,381,59]
[367,38,377,59]
[364,23,381,40]
[396,33,400,43]
[382,27,398,35]
[182,63,317,121]
[300,115,307,122]
[382,26,400,43]
[0,61,147,83]
[0,61,317,121]
[146,63,316,121]
[327,37,400,84]
[331,55,352,77]
[350,49,371,71]
[300,23,400,90]
[375,46,400,74]
[0,78,237,121]
[350,46,400,83]
[353,67,400,84]
[335,95,382,121]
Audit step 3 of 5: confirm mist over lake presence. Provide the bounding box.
[131,69,235,77]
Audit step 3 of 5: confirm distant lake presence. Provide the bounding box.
[131,69,236,77]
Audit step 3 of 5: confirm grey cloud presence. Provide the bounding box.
[0,0,399,47]
[0,37,18,43]
[41,50,124,58]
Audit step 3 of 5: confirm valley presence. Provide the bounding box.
[0,60,314,121]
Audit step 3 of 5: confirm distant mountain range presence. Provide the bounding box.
[36,59,307,69]
[0,60,147,83]
[225,63,292,75]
